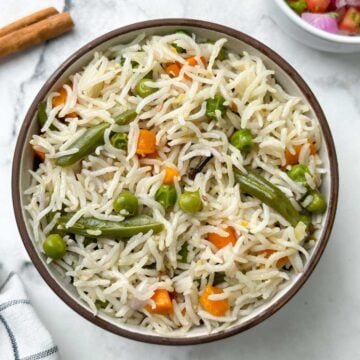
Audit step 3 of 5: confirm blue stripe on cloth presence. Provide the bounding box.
[0,271,15,292]
[0,313,20,360]
[20,346,58,360]
[0,299,31,312]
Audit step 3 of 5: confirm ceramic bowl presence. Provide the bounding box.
[272,0,360,53]
[12,19,339,345]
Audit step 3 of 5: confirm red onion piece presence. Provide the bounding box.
[301,12,339,33]
[336,0,360,7]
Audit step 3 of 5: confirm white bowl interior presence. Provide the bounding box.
[18,25,333,340]
[274,0,360,44]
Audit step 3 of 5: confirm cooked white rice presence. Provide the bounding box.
[25,32,325,335]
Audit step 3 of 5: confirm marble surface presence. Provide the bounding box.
[1,0,359,359]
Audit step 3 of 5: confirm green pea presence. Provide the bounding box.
[287,0,307,14]
[230,129,254,152]
[113,192,138,216]
[136,78,157,98]
[114,109,137,125]
[155,184,177,210]
[179,243,188,263]
[43,234,67,260]
[179,190,202,213]
[305,190,327,214]
[95,299,109,309]
[110,132,128,150]
[288,164,310,187]
[206,95,226,120]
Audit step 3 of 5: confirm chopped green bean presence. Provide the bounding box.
[155,184,177,210]
[179,243,188,263]
[206,95,226,120]
[114,109,137,125]
[55,122,109,167]
[110,132,128,150]
[234,168,300,226]
[56,214,163,239]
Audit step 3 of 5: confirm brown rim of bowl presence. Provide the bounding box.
[12,18,339,346]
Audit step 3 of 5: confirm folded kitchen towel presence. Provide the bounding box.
[0,269,59,360]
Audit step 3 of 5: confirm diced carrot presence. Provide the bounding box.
[165,57,207,80]
[261,249,289,267]
[67,112,78,118]
[165,63,181,78]
[285,141,317,165]
[145,289,173,315]
[185,56,206,67]
[32,144,46,161]
[52,87,67,108]
[199,285,229,316]
[136,129,157,157]
[208,226,237,249]
[183,56,207,80]
[163,165,180,184]
[52,85,78,118]
[147,150,159,159]
[185,56,198,66]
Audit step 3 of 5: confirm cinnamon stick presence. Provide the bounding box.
[0,7,59,38]
[0,12,74,58]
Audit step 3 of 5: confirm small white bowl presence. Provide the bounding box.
[272,0,360,53]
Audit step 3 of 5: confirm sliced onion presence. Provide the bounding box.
[301,12,339,33]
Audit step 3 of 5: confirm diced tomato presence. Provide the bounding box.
[305,0,330,13]
[339,7,360,33]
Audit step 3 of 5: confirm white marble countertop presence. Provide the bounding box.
[1,0,359,359]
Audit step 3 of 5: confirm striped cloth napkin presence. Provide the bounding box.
[0,269,59,360]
